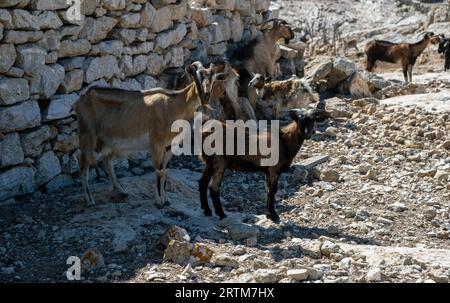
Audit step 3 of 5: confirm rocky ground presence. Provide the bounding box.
[1,0,450,283]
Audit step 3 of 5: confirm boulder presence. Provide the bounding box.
[287,269,309,281]
[304,56,334,83]
[0,166,36,201]
[151,6,172,32]
[38,11,63,30]
[0,77,29,105]
[45,174,74,193]
[29,0,69,10]
[80,17,118,43]
[227,223,260,241]
[42,93,79,121]
[83,55,119,83]
[155,23,187,50]
[110,78,141,91]
[20,125,52,157]
[0,100,41,132]
[58,39,91,58]
[16,44,46,74]
[59,69,83,94]
[325,97,354,118]
[359,70,391,92]
[160,225,191,247]
[11,9,40,30]
[337,72,372,98]
[0,0,30,8]
[119,55,147,77]
[214,254,239,268]
[0,44,16,73]
[120,13,141,29]
[36,151,61,186]
[0,132,24,168]
[3,30,44,44]
[29,64,65,98]
[253,269,279,283]
[90,40,124,57]
[163,240,194,265]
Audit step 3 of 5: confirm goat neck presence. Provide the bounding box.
[280,121,305,160]
[171,81,204,122]
[411,35,432,58]
[267,29,283,46]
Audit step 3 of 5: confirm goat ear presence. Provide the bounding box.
[289,110,298,121]
[261,20,275,31]
[289,109,304,121]
[185,64,196,76]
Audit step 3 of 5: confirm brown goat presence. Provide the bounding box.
[365,32,438,82]
[75,63,228,207]
[249,75,319,120]
[198,108,323,222]
[230,19,295,109]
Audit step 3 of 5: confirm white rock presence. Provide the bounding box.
[227,223,260,241]
[253,269,279,283]
[287,269,309,281]
[366,268,382,282]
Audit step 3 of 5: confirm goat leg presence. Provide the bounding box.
[209,165,227,220]
[408,64,413,83]
[199,163,213,216]
[160,149,172,205]
[265,172,280,222]
[104,154,128,198]
[80,153,96,206]
[155,170,166,208]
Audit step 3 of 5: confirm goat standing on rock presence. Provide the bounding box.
[365,32,439,82]
[198,107,324,222]
[75,63,228,208]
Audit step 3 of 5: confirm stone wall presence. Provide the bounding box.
[0,0,276,202]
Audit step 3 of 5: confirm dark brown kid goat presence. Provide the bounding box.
[198,107,324,222]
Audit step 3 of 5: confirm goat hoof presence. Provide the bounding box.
[119,192,129,199]
[218,213,227,220]
[156,203,165,210]
[164,201,171,206]
[266,212,280,223]
[204,209,212,217]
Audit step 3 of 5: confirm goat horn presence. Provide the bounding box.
[289,109,305,120]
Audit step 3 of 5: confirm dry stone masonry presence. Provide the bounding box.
[0,0,275,202]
